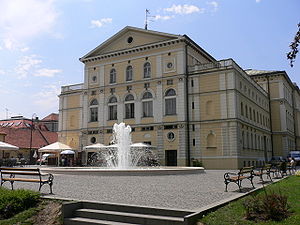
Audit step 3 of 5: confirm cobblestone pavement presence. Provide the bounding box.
[3,169,275,211]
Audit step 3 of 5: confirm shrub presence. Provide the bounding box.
[192,159,203,167]
[0,187,40,219]
[243,189,290,222]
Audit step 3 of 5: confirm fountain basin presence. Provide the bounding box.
[40,166,205,176]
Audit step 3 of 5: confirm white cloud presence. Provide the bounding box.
[0,69,5,75]
[33,84,60,112]
[15,55,42,78]
[154,15,175,21]
[34,68,62,77]
[20,47,30,52]
[207,1,218,12]
[0,0,59,51]
[90,18,112,28]
[164,4,204,15]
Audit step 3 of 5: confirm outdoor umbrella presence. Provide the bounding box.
[38,142,73,166]
[60,150,75,155]
[0,141,19,158]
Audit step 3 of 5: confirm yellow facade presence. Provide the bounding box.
[59,26,298,169]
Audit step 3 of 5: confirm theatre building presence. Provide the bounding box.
[59,26,296,169]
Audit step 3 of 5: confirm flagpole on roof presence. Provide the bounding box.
[145,9,150,30]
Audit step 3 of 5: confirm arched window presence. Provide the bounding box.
[110,68,116,84]
[108,96,117,120]
[90,99,98,122]
[143,62,151,78]
[126,65,133,81]
[125,94,134,119]
[165,89,176,115]
[207,133,216,148]
[142,91,153,117]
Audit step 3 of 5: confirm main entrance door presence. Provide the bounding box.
[165,150,177,166]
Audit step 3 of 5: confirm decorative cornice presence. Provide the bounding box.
[80,38,185,63]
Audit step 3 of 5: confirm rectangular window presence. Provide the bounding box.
[125,103,134,119]
[191,79,194,87]
[165,98,176,115]
[109,105,117,120]
[167,79,173,85]
[142,101,153,117]
[192,102,195,109]
[90,108,98,122]
[141,126,154,131]
[193,139,196,146]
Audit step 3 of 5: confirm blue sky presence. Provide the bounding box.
[0,0,299,120]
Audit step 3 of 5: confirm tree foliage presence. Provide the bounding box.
[287,23,300,67]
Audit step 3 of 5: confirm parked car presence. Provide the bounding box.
[268,156,285,166]
[288,151,300,165]
[37,153,56,165]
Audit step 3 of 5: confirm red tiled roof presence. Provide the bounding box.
[0,127,57,150]
[0,119,49,131]
[42,113,58,121]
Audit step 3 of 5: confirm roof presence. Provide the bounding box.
[80,26,216,63]
[80,26,182,61]
[0,118,50,130]
[0,127,57,149]
[245,69,280,76]
[41,113,59,121]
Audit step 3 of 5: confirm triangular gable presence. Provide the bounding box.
[80,26,182,60]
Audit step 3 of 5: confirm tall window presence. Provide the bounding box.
[143,62,151,78]
[90,99,98,122]
[165,89,176,115]
[110,68,116,83]
[142,91,153,117]
[126,65,133,81]
[125,94,134,119]
[241,102,244,116]
[108,96,117,120]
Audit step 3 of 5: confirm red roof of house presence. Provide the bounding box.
[42,113,58,121]
[0,127,57,150]
[0,119,49,131]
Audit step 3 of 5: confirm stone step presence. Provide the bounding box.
[82,201,192,217]
[64,217,140,225]
[75,208,184,225]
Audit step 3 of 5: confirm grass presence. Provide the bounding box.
[0,206,38,225]
[199,175,300,225]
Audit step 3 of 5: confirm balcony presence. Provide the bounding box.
[61,83,84,93]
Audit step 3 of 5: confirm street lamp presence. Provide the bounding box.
[29,113,37,164]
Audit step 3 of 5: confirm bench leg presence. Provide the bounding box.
[49,183,53,194]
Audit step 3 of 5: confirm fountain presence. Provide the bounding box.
[88,123,160,168]
[40,123,204,175]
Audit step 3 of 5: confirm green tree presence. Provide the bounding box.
[287,23,300,67]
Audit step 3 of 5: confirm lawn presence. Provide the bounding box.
[198,175,300,225]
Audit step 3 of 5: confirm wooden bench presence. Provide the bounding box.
[0,167,54,194]
[270,162,287,178]
[224,166,255,192]
[253,164,272,182]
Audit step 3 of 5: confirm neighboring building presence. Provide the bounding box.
[0,132,6,142]
[58,26,279,169]
[246,70,299,159]
[0,115,58,161]
[41,113,59,132]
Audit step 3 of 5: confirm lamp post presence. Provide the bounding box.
[29,113,37,164]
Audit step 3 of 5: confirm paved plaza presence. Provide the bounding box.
[1,169,278,211]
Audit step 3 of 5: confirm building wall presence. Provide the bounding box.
[59,27,298,169]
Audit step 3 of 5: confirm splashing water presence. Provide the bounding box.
[88,123,160,169]
[113,122,132,169]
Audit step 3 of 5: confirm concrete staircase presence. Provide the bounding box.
[63,201,196,225]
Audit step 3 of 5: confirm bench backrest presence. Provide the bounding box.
[239,166,253,175]
[0,167,40,172]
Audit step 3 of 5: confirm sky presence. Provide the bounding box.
[0,0,299,120]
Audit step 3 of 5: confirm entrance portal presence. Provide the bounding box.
[165,150,177,166]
